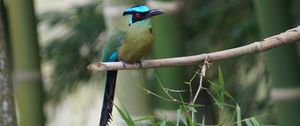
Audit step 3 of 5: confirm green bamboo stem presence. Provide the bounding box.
[255,0,300,125]
[6,0,44,126]
[151,0,186,114]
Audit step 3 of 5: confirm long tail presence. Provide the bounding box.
[100,70,118,126]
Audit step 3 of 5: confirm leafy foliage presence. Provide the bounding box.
[182,0,273,121]
[116,67,266,126]
[40,1,105,100]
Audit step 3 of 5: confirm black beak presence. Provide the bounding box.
[149,9,164,17]
[123,11,130,16]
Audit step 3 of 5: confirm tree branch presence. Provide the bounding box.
[88,26,300,72]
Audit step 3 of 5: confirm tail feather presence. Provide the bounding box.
[100,70,118,126]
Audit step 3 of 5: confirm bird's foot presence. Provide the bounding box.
[120,60,144,68]
[120,61,127,68]
[136,60,144,68]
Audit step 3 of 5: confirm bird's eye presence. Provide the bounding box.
[135,13,141,18]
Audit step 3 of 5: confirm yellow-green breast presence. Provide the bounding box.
[119,20,154,63]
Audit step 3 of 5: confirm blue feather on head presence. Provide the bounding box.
[124,5,150,14]
[123,4,164,25]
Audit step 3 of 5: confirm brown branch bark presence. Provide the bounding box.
[88,26,300,72]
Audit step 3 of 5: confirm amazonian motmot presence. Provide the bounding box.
[99,5,164,126]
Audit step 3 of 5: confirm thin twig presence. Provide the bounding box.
[191,59,210,122]
[141,86,200,106]
[88,26,300,71]
[188,69,201,106]
[193,59,210,103]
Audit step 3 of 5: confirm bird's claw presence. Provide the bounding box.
[120,61,127,68]
[120,60,144,68]
[137,60,144,68]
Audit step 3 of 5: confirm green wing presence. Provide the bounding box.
[101,31,126,62]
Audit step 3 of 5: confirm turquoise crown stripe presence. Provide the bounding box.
[125,5,150,13]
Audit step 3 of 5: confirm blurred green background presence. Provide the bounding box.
[1,0,300,126]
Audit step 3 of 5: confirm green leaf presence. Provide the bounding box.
[218,66,225,88]
[160,120,167,126]
[176,109,182,126]
[208,80,223,109]
[245,119,253,126]
[236,104,242,126]
[218,66,225,103]
[223,90,236,103]
[179,107,188,126]
[181,106,194,126]
[122,103,134,124]
[208,81,221,98]
[208,66,236,105]
[114,104,135,126]
[134,116,154,122]
[250,117,261,126]
[187,106,197,112]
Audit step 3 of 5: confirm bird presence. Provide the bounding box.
[99,4,164,126]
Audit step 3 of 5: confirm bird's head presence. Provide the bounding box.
[123,5,164,26]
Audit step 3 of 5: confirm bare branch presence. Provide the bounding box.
[193,60,210,104]
[271,88,300,102]
[88,26,300,72]
[191,59,210,122]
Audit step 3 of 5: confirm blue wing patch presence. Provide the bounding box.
[107,51,118,62]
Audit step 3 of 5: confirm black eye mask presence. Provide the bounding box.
[131,12,149,24]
